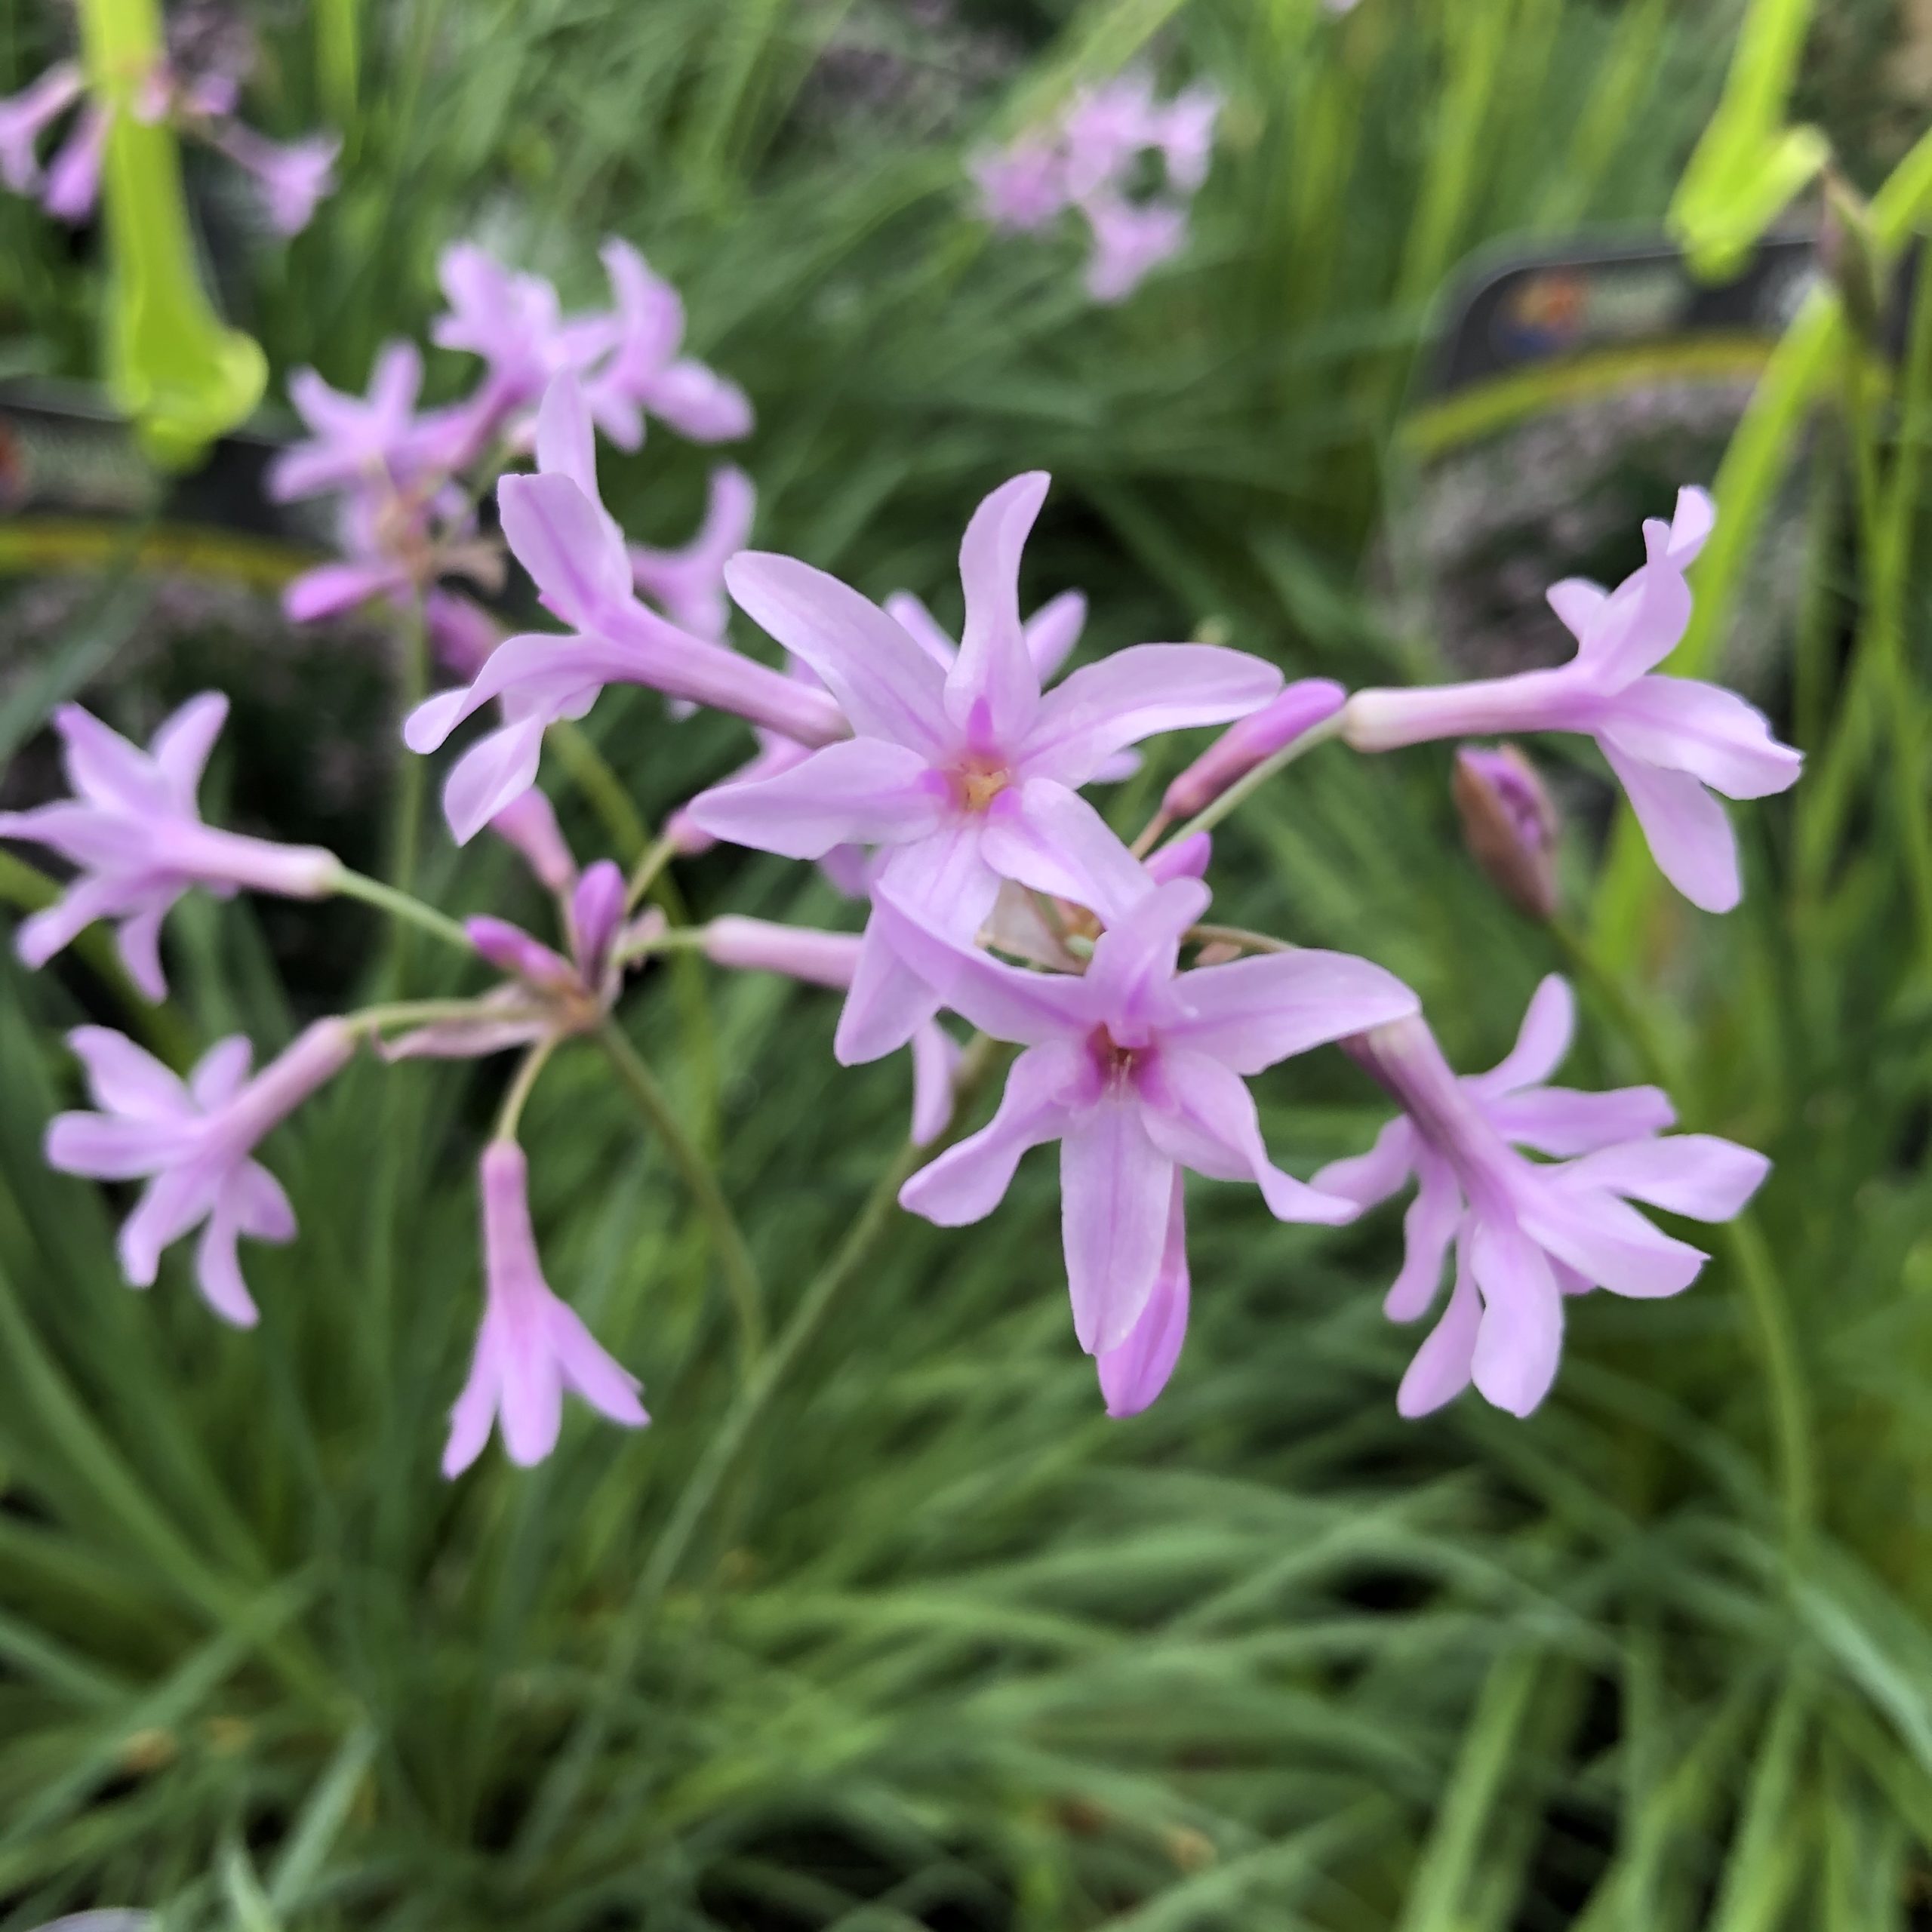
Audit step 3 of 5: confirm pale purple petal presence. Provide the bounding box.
[442,715,550,846]
[0,61,84,192]
[149,694,229,807]
[188,1036,254,1112]
[45,1112,191,1179]
[1666,485,1715,566]
[17,878,135,972]
[980,778,1152,926]
[1310,1113,1418,1208]
[1018,644,1283,787]
[685,739,943,860]
[1485,1084,1676,1156]
[1097,1174,1189,1417]
[546,1299,648,1428]
[835,916,947,1067]
[1082,194,1187,304]
[1580,516,1695,688]
[115,906,168,1002]
[490,788,575,893]
[909,1022,962,1146]
[1159,678,1347,823]
[1084,878,1210,1027]
[284,560,408,623]
[1601,743,1740,914]
[229,1161,297,1242]
[1060,1097,1174,1353]
[1599,678,1802,800]
[946,472,1048,744]
[570,860,626,980]
[1515,1180,1706,1299]
[533,373,601,502]
[1467,974,1573,1097]
[724,552,949,755]
[442,1339,501,1476]
[1558,1134,1769,1222]
[1546,578,1607,642]
[1166,949,1419,1075]
[42,102,105,223]
[69,1026,192,1119]
[900,1040,1084,1224]
[1384,1147,1462,1321]
[118,1164,221,1287]
[497,473,632,629]
[53,705,166,815]
[469,916,576,989]
[1023,589,1087,681]
[193,1198,260,1327]
[1467,1220,1564,1416]
[1397,1236,1481,1419]
[881,591,958,669]
[1145,831,1212,884]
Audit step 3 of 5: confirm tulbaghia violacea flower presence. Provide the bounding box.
[0,60,88,208]
[443,1140,648,1475]
[45,1020,354,1324]
[1451,743,1561,921]
[406,378,846,843]
[684,471,1283,1064]
[630,466,756,640]
[875,869,1417,1402]
[1315,976,1769,1418]
[1340,490,1801,912]
[971,134,1069,232]
[269,341,441,504]
[1160,676,1346,823]
[0,695,337,998]
[384,859,657,1061]
[210,123,339,233]
[702,915,962,1145]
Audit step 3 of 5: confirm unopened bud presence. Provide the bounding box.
[1451,744,1560,921]
[1161,678,1345,823]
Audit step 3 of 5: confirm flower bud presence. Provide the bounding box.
[1451,744,1560,921]
[1160,678,1345,823]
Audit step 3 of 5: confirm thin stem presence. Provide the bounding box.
[614,921,713,968]
[549,722,649,863]
[625,835,677,912]
[595,1020,765,1370]
[1161,710,1344,848]
[346,996,536,1035]
[514,1035,999,1872]
[387,601,431,981]
[328,866,472,954]
[494,1037,557,1143]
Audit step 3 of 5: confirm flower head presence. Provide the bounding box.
[1340,491,1802,912]
[443,1141,648,1474]
[1316,977,1769,1417]
[405,378,845,843]
[877,869,1417,1386]
[685,471,1284,1066]
[269,342,437,503]
[45,1020,353,1324]
[0,694,337,998]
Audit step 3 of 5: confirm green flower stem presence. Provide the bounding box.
[1161,711,1345,848]
[625,835,678,913]
[1186,923,1295,955]
[548,723,649,864]
[493,1038,557,1143]
[595,1020,765,1371]
[386,605,432,986]
[327,866,472,955]
[516,1035,1001,1872]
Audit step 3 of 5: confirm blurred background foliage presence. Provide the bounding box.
[2,0,1932,1926]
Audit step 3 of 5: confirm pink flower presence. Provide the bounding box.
[629,466,756,639]
[269,342,437,503]
[443,1141,648,1475]
[702,914,962,1145]
[971,136,1070,232]
[0,695,337,998]
[1340,491,1801,912]
[1315,977,1769,1418]
[405,378,845,844]
[211,125,339,234]
[1061,72,1160,201]
[0,61,84,194]
[1150,82,1222,195]
[42,100,106,224]
[45,1020,354,1324]
[430,243,593,435]
[1159,677,1346,823]
[1082,193,1189,303]
[1451,744,1561,921]
[582,241,753,449]
[875,870,1417,1392]
[683,472,1283,1065]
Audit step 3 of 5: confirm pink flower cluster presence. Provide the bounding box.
[972,70,1221,303]
[0,42,336,233]
[0,220,1801,1477]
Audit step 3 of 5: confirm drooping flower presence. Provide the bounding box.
[701,914,963,1145]
[1340,490,1801,912]
[1451,743,1561,921]
[684,471,1283,1065]
[0,695,337,998]
[443,1140,648,1475]
[405,378,846,843]
[1158,676,1346,825]
[45,1020,354,1324]
[1314,976,1768,1418]
[875,869,1418,1389]
[630,466,756,640]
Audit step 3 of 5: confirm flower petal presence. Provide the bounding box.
[45,1112,189,1179]
[725,552,949,755]
[1384,1146,1463,1321]
[1546,577,1607,643]
[1467,1219,1564,1416]
[1017,644,1283,787]
[118,1164,221,1287]
[881,591,958,669]
[188,1035,254,1112]
[1097,1174,1189,1417]
[899,1040,1082,1225]
[149,694,229,808]
[947,472,1048,744]
[1515,1180,1706,1299]
[69,1026,191,1119]
[1558,1134,1769,1222]
[192,1196,261,1327]
[498,473,631,629]
[1310,1113,1418,1208]
[1060,1097,1174,1354]
[980,778,1152,927]
[1397,1236,1481,1418]
[1601,743,1740,913]
[1468,975,1574,1096]
[1485,1084,1676,1156]
[547,1298,649,1429]
[1601,678,1802,801]
[1168,949,1419,1076]
[909,1021,963,1146]
[443,715,551,847]
[684,739,943,860]
[1023,590,1087,683]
